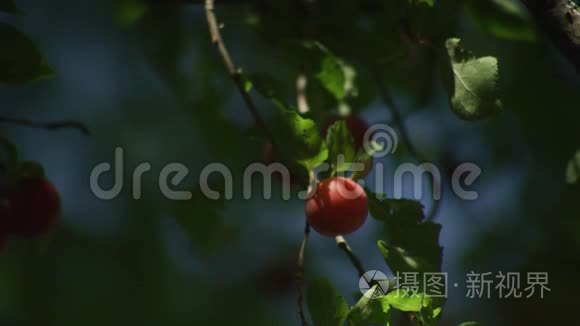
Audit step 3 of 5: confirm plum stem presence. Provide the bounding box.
[335,235,366,278]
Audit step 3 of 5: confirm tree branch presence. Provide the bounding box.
[335,235,366,278]
[204,0,273,140]
[296,220,310,326]
[373,73,441,221]
[0,117,90,135]
[521,0,580,74]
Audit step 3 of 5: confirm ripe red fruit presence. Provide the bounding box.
[322,116,369,151]
[305,176,368,236]
[4,178,61,237]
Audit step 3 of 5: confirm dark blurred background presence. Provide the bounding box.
[1,0,579,325]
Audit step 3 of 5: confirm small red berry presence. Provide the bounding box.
[322,116,369,151]
[5,178,61,237]
[305,176,368,236]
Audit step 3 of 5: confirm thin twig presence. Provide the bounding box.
[335,235,366,278]
[204,0,273,141]
[373,73,441,221]
[373,75,420,160]
[0,117,90,135]
[296,220,310,326]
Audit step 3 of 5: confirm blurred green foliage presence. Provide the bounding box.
[0,0,579,325]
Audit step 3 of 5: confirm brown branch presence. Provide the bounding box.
[0,117,90,135]
[521,0,580,74]
[193,0,580,74]
[204,0,273,140]
[296,220,310,326]
[335,235,366,278]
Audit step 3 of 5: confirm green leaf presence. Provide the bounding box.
[0,137,20,187]
[349,156,373,181]
[345,286,390,326]
[366,191,425,224]
[0,0,20,14]
[316,53,353,101]
[300,147,329,172]
[290,41,357,101]
[16,160,45,179]
[0,23,54,84]
[307,278,349,326]
[445,38,502,121]
[245,72,288,99]
[379,222,443,272]
[326,120,356,174]
[379,287,444,325]
[458,322,481,326]
[0,136,19,163]
[303,41,356,102]
[465,0,535,41]
[566,149,580,184]
[411,0,435,7]
[272,101,325,162]
[244,78,253,93]
[378,241,436,274]
[432,306,442,318]
[382,289,432,312]
[350,142,383,181]
[367,190,442,273]
[318,54,346,100]
[387,222,443,271]
[420,304,444,326]
[116,0,148,27]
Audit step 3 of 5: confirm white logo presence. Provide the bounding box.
[363,124,399,158]
[359,270,390,299]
